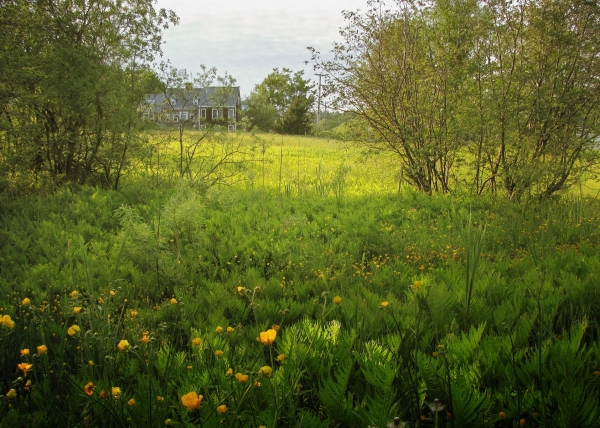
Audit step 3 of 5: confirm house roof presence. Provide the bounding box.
[146,87,241,110]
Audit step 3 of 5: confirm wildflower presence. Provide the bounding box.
[130,310,138,317]
[156,396,164,401]
[271,324,280,331]
[37,345,47,355]
[380,301,389,308]
[227,326,235,333]
[180,391,203,411]
[67,325,80,336]
[437,344,445,350]
[84,382,95,396]
[6,389,17,400]
[111,387,121,399]
[594,370,600,377]
[259,366,273,377]
[235,373,249,383]
[214,350,223,357]
[128,398,135,406]
[186,365,192,370]
[24,380,32,391]
[110,290,116,296]
[259,329,277,345]
[88,360,94,366]
[170,298,177,304]
[333,296,342,305]
[20,349,29,356]
[429,398,445,413]
[69,290,78,298]
[498,411,506,419]
[276,354,286,362]
[18,362,33,377]
[226,368,233,376]
[117,339,130,352]
[520,419,526,426]
[165,419,172,426]
[73,307,82,314]
[216,404,227,414]
[215,326,223,333]
[432,352,438,358]
[192,337,202,346]
[21,298,31,306]
[141,332,150,344]
[99,390,108,399]
[253,381,261,387]
[413,280,422,289]
[1,314,15,329]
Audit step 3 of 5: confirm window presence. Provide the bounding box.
[173,114,178,122]
[193,98,198,105]
[181,111,188,120]
[212,109,219,119]
[228,108,235,119]
[170,97,176,105]
[228,125,236,132]
[200,109,206,118]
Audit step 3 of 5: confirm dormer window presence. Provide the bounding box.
[170,97,176,104]
[193,98,199,105]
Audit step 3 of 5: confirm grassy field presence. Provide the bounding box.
[1,133,600,427]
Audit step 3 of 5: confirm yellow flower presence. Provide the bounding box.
[253,381,261,387]
[170,298,177,304]
[226,368,233,376]
[214,350,223,357]
[110,290,116,296]
[180,391,203,411]
[21,297,31,306]
[67,325,81,336]
[84,382,95,396]
[413,280,422,289]
[191,337,202,346]
[130,310,138,317]
[156,396,164,401]
[117,339,130,352]
[227,326,235,333]
[215,326,223,333]
[259,366,273,377]
[380,301,389,308]
[1,314,15,329]
[271,324,280,331]
[216,404,227,414]
[6,389,17,400]
[112,387,121,399]
[20,348,29,356]
[276,354,286,362]
[73,307,82,314]
[259,329,277,345]
[235,373,249,383]
[69,290,78,298]
[165,419,172,426]
[18,362,33,377]
[333,296,342,305]
[128,398,135,406]
[141,331,150,344]
[37,345,48,355]
[88,360,94,366]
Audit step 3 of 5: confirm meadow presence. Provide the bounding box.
[1,132,600,428]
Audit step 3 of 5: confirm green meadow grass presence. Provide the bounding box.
[1,133,600,427]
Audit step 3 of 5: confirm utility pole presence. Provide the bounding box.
[315,73,324,136]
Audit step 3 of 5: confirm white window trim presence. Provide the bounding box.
[200,108,206,118]
[212,108,219,119]
[228,124,236,132]
[228,108,235,119]
[181,111,188,120]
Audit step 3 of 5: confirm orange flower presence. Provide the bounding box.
[276,354,286,362]
[499,411,506,419]
[192,337,202,346]
[20,348,30,356]
[141,332,150,344]
[130,310,138,317]
[180,391,203,411]
[235,373,249,383]
[84,382,95,396]
[100,390,108,399]
[37,345,47,355]
[259,329,277,345]
[128,398,135,406]
[520,419,526,426]
[18,362,33,377]
[216,404,227,414]
[226,368,233,376]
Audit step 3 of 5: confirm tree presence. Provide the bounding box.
[0,0,178,190]
[245,68,314,134]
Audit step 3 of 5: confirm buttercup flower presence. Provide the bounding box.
[20,348,29,356]
[110,290,116,296]
[21,298,31,306]
[117,340,130,352]
[84,382,95,396]
[380,301,389,308]
[112,387,121,399]
[226,368,233,376]
[259,366,273,377]
[259,329,277,345]
[333,296,342,305]
[413,280,422,289]
[276,354,286,362]
[128,398,135,406]
[73,307,82,314]
[215,326,223,333]
[180,391,203,411]
[18,362,33,377]
[37,345,47,355]
[130,310,138,317]
[227,326,235,333]
[69,290,78,298]
[216,404,227,414]
[214,350,223,357]
[67,325,81,336]
[499,412,506,419]
[170,298,177,304]
[235,373,249,383]
[192,337,201,346]
[6,389,17,400]
[271,324,280,331]
[1,315,15,329]
[141,332,150,344]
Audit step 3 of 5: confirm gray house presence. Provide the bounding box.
[142,87,242,131]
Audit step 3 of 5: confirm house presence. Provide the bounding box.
[142,86,242,131]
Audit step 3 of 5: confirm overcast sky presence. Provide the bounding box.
[154,0,369,97]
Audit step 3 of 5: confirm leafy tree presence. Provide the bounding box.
[245,68,314,134]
